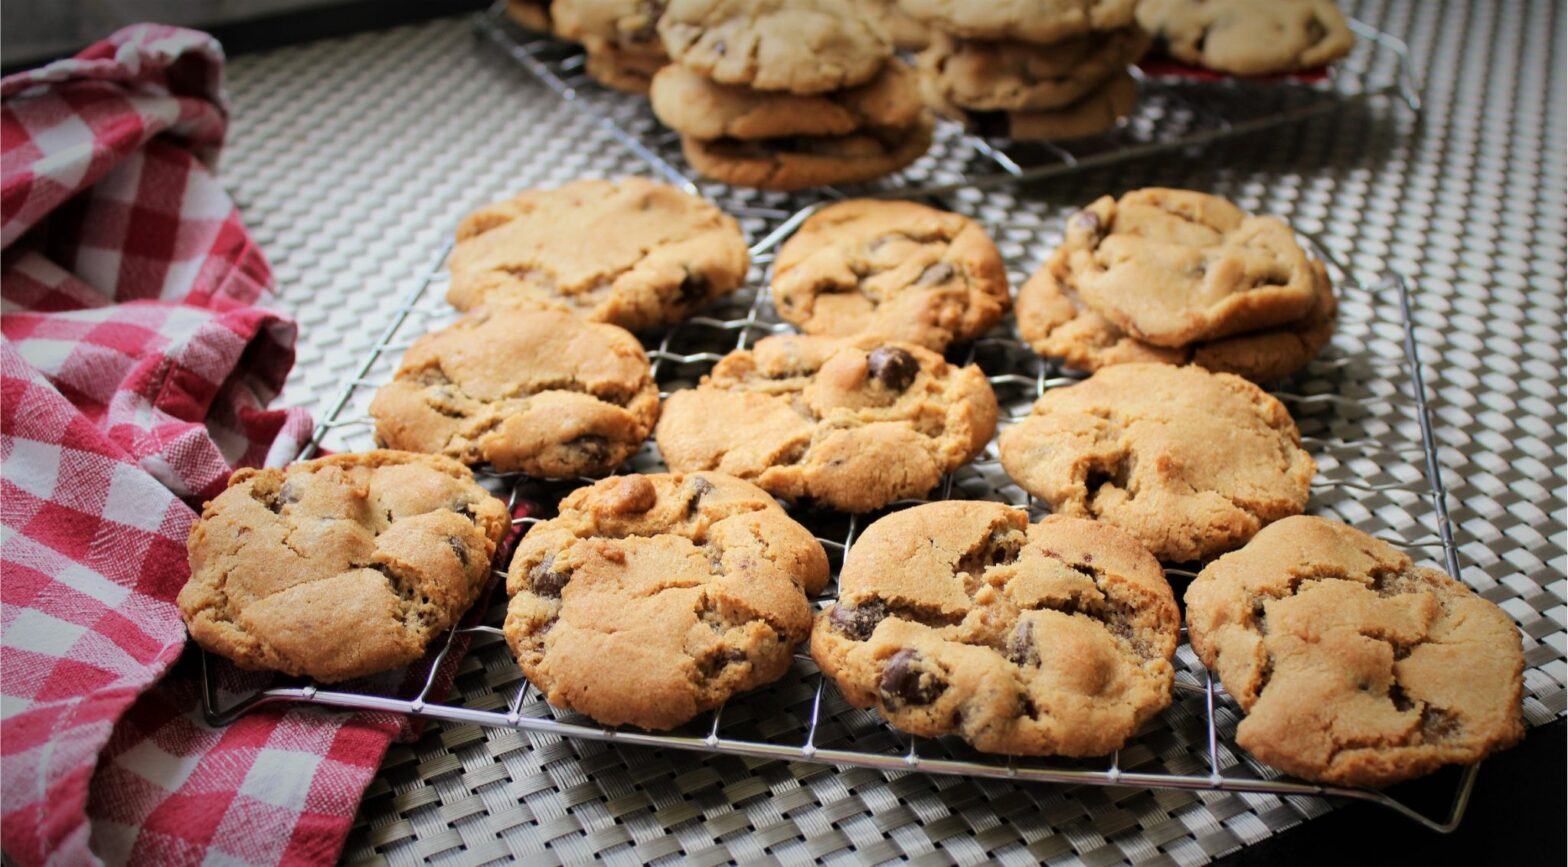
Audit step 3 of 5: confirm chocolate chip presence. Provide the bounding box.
[701,647,747,678]
[1069,563,1095,579]
[279,481,300,506]
[448,536,469,567]
[866,346,919,391]
[714,38,726,55]
[1420,707,1461,741]
[878,649,945,706]
[529,557,569,598]
[685,476,715,517]
[1008,622,1040,667]
[566,435,610,464]
[829,599,887,641]
[1018,693,1039,719]
[677,271,710,306]
[916,262,954,285]
[1390,683,1415,712]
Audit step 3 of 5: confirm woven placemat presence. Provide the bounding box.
[216,1,1565,863]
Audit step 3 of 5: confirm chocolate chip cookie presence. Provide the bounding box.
[868,0,930,51]
[771,199,1010,351]
[179,452,510,683]
[680,114,934,191]
[999,364,1315,562]
[918,28,1151,112]
[812,503,1179,755]
[1137,0,1356,76]
[1049,188,1322,348]
[655,334,998,512]
[651,58,923,141]
[1016,249,1337,382]
[369,307,659,477]
[1186,516,1525,786]
[447,178,750,332]
[504,472,829,730]
[898,0,1138,44]
[582,37,669,93]
[658,0,892,94]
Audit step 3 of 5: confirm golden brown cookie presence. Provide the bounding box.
[650,58,922,141]
[447,178,750,331]
[918,28,1151,112]
[924,69,1138,141]
[1136,0,1355,76]
[504,472,829,730]
[1016,251,1337,382]
[369,307,659,477]
[898,0,1138,44]
[658,0,893,94]
[868,0,930,50]
[655,334,998,512]
[582,37,668,93]
[812,504,1179,755]
[998,364,1314,562]
[1186,516,1525,786]
[680,115,934,191]
[771,198,1010,351]
[1050,188,1322,348]
[179,452,509,682]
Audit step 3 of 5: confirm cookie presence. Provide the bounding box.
[658,0,892,94]
[1016,250,1337,382]
[505,0,556,34]
[811,504,1179,755]
[1049,188,1322,348]
[925,69,1137,141]
[369,307,659,477]
[655,334,998,512]
[770,199,1010,351]
[582,37,668,93]
[554,0,664,46]
[179,452,510,683]
[918,28,1151,112]
[504,472,829,730]
[1136,0,1355,76]
[998,364,1314,562]
[680,114,934,191]
[447,177,750,332]
[898,0,1138,44]
[650,58,922,141]
[1185,516,1525,786]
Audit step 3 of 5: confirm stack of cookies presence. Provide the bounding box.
[552,0,670,93]
[1016,188,1337,383]
[650,0,934,190]
[903,0,1150,141]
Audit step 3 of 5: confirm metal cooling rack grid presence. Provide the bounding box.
[201,187,1491,833]
[470,2,1422,197]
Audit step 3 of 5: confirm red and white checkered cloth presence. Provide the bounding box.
[1,26,405,866]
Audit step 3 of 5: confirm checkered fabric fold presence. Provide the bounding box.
[1,26,398,866]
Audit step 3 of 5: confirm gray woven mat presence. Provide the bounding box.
[217,1,1565,863]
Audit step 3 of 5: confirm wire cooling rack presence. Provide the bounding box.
[469,1,1422,196]
[201,184,1486,832]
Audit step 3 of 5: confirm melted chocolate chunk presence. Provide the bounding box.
[529,557,570,598]
[879,649,945,706]
[867,346,919,391]
[448,536,469,567]
[829,599,888,641]
[1008,622,1040,667]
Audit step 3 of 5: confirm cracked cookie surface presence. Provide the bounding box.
[1052,188,1321,348]
[446,177,749,331]
[504,472,829,730]
[918,28,1150,112]
[1136,0,1355,76]
[1017,249,1337,382]
[178,452,509,682]
[655,334,998,512]
[998,364,1314,562]
[897,0,1137,44]
[811,503,1178,755]
[369,307,659,477]
[1185,516,1525,786]
[680,114,934,191]
[658,0,892,94]
[771,199,1009,351]
[651,58,922,141]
